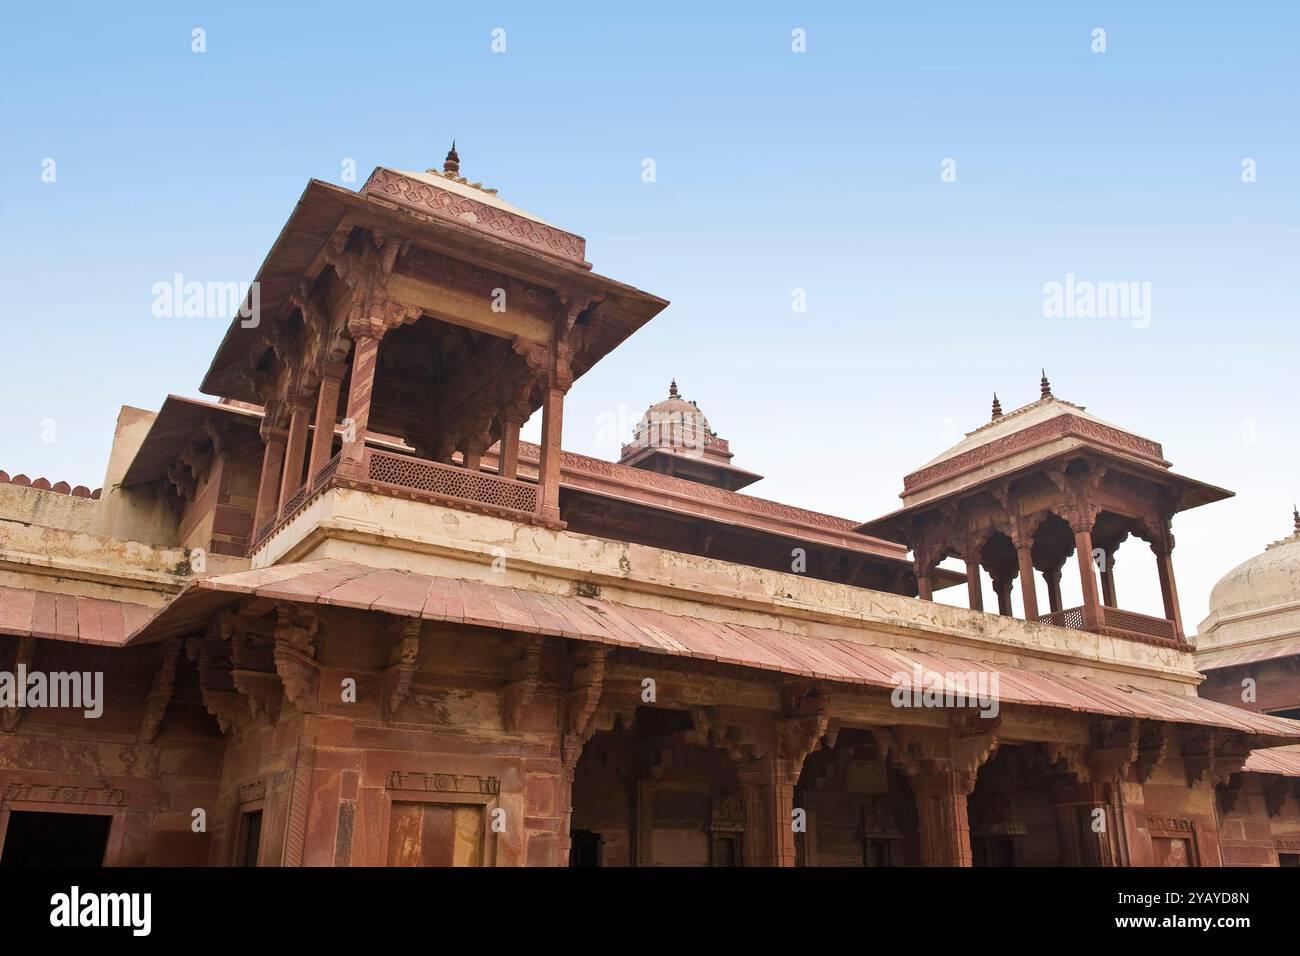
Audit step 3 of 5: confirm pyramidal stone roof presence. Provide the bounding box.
[898,375,1170,507]
[916,395,1158,472]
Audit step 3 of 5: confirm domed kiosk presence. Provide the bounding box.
[617,380,762,491]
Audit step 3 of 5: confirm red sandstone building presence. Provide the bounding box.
[1,149,1298,867]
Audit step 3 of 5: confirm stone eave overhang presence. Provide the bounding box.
[858,444,1233,543]
[199,178,669,404]
[121,558,1300,746]
[120,395,263,487]
[616,445,764,491]
[494,441,960,583]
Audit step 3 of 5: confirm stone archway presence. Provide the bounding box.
[793,728,920,866]
[568,707,749,867]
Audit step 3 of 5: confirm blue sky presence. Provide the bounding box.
[1,2,1296,626]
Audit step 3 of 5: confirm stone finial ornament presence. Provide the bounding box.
[1293,504,1299,534]
[1040,369,1052,400]
[668,378,679,399]
[443,140,460,177]
[991,393,1003,420]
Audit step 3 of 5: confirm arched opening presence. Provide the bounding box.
[968,744,1066,866]
[1091,511,1166,618]
[1032,512,1080,615]
[793,729,919,866]
[979,531,1019,617]
[568,707,746,867]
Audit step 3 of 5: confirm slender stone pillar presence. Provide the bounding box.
[537,381,565,524]
[253,430,287,530]
[463,437,487,473]
[278,402,311,506]
[738,758,799,867]
[993,576,1013,616]
[1016,544,1039,620]
[338,320,385,476]
[1154,543,1184,640]
[1073,525,1103,630]
[307,363,345,480]
[1099,549,1118,607]
[909,770,976,867]
[965,558,983,611]
[632,780,655,867]
[915,565,933,601]
[1045,566,1063,613]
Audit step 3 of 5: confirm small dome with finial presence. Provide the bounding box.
[1040,369,1052,400]
[991,392,1003,421]
[443,140,460,177]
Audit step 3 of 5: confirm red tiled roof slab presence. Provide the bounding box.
[1243,747,1300,777]
[0,585,154,646]
[125,561,1300,740]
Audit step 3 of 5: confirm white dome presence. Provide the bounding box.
[1208,531,1300,617]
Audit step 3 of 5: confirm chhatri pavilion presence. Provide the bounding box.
[1,148,1298,867]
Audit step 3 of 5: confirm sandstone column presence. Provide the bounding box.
[965,557,983,611]
[738,757,799,867]
[278,401,311,506]
[338,318,386,477]
[1153,540,1184,640]
[254,424,287,530]
[307,361,346,479]
[1073,523,1103,630]
[1015,543,1039,620]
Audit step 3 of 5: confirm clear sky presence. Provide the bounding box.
[1,2,1296,631]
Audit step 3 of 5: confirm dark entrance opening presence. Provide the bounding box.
[569,829,603,867]
[1,811,111,866]
[239,810,263,867]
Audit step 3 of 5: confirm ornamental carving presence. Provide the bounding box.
[903,414,1165,494]
[2,782,127,807]
[363,168,588,265]
[385,771,501,795]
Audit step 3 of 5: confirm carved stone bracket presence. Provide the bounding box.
[1135,721,1169,783]
[1088,717,1139,784]
[1217,772,1246,816]
[1,636,36,733]
[139,638,183,743]
[501,635,543,731]
[1264,776,1292,817]
[561,646,608,769]
[273,605,321,715]
[1181,727,1253,789]
[381,619,421,722]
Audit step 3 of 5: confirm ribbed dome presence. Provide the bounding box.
[1208,529,1300,616]
[630,380,713,450]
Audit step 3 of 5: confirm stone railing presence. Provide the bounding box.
[1036,605,1179,646]
[248,447,540,556]
[366,449,538,515]
[1102,606,1178,643]
[1037,607,1086,631]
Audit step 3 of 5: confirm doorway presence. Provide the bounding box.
[0,810,112,866]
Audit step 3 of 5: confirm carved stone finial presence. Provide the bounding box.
[991,392,1003,420]
[443,140,460,177]
[669,378,679,399]
[1293,504,1299,534]
[1040,369,1052,400]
